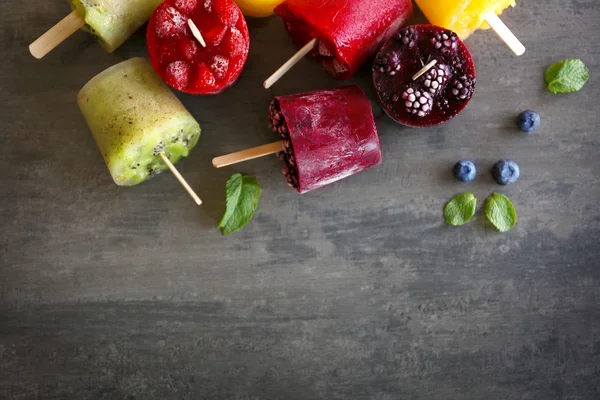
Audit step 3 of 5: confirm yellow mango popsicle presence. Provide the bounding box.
[415,0,524,55]
[234,0,285,17]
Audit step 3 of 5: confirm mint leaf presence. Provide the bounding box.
[444,192,477,226]
[219,173,261,236]
[545,59,589,94]
[485,193,517,232]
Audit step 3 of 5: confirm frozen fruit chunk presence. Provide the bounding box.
[154,6,188,38]
[421,64,451,96]
[449,74,476,101]
[332,59,349,74]
[195,63,217,89]
[402,86,433,117]
[166,61,190,87]
[175,0,198,13]
[318,41,335,57]
[226,28,245,57]
[180,38,199,60]
[210,55,229,79]
[204,24,228,46]
[159,42,180,63]
[203,0,213,12]
[214,0,239,25]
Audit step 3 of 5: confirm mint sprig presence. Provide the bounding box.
[444,192,477,226]
[545,59,589,94]
[485,193,517,232]
[219,173,261,236]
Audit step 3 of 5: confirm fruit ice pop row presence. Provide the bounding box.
[65,0,526,203]
[78,57,381,197]
[69,0,398,199]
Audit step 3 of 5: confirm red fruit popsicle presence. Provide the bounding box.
[147,0,250,95]
[372,25,476,128]
[269,86,382,193]
[213,87,381,193]
[265,0,413,87]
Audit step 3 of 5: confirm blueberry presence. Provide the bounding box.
[492,160,520,185]
[516,110,540,133]
[453,160,477,182]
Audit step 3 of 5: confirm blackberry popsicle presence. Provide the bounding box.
[78,58,203,205]
[30,0,163,59]
[415,0,525,55]
[147,0,250,95]
[373,25,477,128]
[263,0,413,88]
[212,86,381,194]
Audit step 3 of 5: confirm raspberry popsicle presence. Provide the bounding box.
[147,0,250,95]
[30,0,162,59]
[213,86,381,194]
[78,58,202,204]
[373,25,476,128]
[264,0,413,88]
[415,0,525,55]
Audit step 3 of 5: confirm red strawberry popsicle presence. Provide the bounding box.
[372,25,476,128]
[213,86,381,194]
[147,0,249,95]
[264,0,413,88]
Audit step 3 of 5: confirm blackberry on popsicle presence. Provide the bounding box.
[213,86,381,194]
[147,0,250,95]
[373,25,476,128]
[264,0,413,88]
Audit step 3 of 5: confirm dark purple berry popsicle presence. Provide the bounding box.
[269,86,381,193]
[373,24,476,128]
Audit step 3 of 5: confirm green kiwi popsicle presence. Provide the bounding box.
[78,57,201,187]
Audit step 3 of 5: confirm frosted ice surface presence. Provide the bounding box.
[174,0,197,14]
[228,28,244,57]
[166,61,190,87]
[210,55,229,79]
[155,6,187,38]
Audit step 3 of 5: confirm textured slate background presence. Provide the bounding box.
[1,0,600,399]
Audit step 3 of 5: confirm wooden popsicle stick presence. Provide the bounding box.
[483,12,525,56]
[412,59,438,81]
[29,10,85,59]
[212,141,284,168]
[158,153,202,205]
[187,19,206,47]
[264,38,317,89]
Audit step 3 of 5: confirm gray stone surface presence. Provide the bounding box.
[1,0,600,399]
